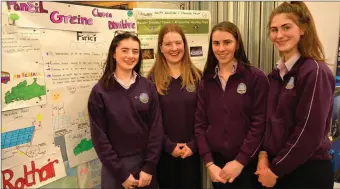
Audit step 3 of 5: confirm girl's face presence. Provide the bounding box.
[212,30,237,65]
[114,38,140,72]
[160,32,185,65]
[269,13,304,59]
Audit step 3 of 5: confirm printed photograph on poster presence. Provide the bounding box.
[1,147,66,189]
[2,27,47,111]
[190,46,203,57]
[65,129,98,168]
[142,49,155,60]
[1,105,55,170]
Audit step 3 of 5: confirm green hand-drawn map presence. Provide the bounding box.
[5,78,46,104]
[73,138,94,156]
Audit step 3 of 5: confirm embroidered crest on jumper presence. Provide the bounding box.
[185,84,196,92]
[237,83,247,94]
[139,93,149,103]
[286,77,295,89]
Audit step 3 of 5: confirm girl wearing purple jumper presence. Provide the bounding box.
[256,2,335,188]
[195,21,269,189]
[148,24,202,189]
[88,31,163,189]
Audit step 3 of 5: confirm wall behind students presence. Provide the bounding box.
[305,2,340,73]
[185,2,280,74]
[186,2,340,75]
[308,3,340,188]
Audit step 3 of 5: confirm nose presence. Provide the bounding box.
[171,43,178,51]
[218,44,226,51]
[127,50,134,58]
[277,29,283,38]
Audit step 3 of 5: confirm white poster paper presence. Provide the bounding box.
[41,29,113,90]
[1,148,66,189]
[2,26,47,111]
[47,85,92,136]
[65,129,97,168]
[5,1,136,32]
[1,105,54,170]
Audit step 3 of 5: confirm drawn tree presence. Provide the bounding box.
[9,13,20,26]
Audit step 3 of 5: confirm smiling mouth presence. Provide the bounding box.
[276,40,288,45]
[217,54,228,58]
[169,53,179,56]
[124,61,135,65]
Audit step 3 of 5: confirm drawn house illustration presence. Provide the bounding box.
[1,126,35,149]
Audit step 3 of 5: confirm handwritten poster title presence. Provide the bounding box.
[2,158,60,189]
[7,1,48,13]
[6,2,137,30]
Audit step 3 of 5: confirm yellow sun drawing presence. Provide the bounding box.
[51,91,61,102]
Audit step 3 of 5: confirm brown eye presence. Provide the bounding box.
[213,41,219,46]
[283,26,290,31]
[270,28,278,33]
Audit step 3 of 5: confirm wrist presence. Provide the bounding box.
[206,162,213,168]
[234,160,244,168]
[258,151,268,159]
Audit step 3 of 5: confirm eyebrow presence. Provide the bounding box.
[270,23,292,29]
[164,40,182,43]
[120,47,139,50]
[212,39,232,42]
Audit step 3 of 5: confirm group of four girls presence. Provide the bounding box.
[89,2,335,189]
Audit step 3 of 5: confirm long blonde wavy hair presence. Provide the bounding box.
[147,24,201,95]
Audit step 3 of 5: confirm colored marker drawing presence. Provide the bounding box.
[1,126,35,149]
[8,13,20,26]
[4,78,46,104]
[73,138,93,156]
[1,71,10,84]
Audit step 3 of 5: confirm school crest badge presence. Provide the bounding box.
[186,84,196,92]
[139,93,149,103]
[286,77,295,89]
[237,83,247,94]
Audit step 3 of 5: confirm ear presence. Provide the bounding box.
[113,52,116,60]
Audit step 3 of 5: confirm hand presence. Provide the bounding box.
[207,163,227,183]
[122,174,138,189]
[138,171,152,187]
[181,144,193,159]
[171,143,185,157]
[255,156,269,176]
[258,168,278,187]
[219,160,244,183]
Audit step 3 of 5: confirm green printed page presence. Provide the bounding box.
[137,19,209,35]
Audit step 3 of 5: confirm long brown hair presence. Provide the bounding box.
[147,24,201,95]
[100,32,142,89]
[268,1,325,62]
[203,21,250,78]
